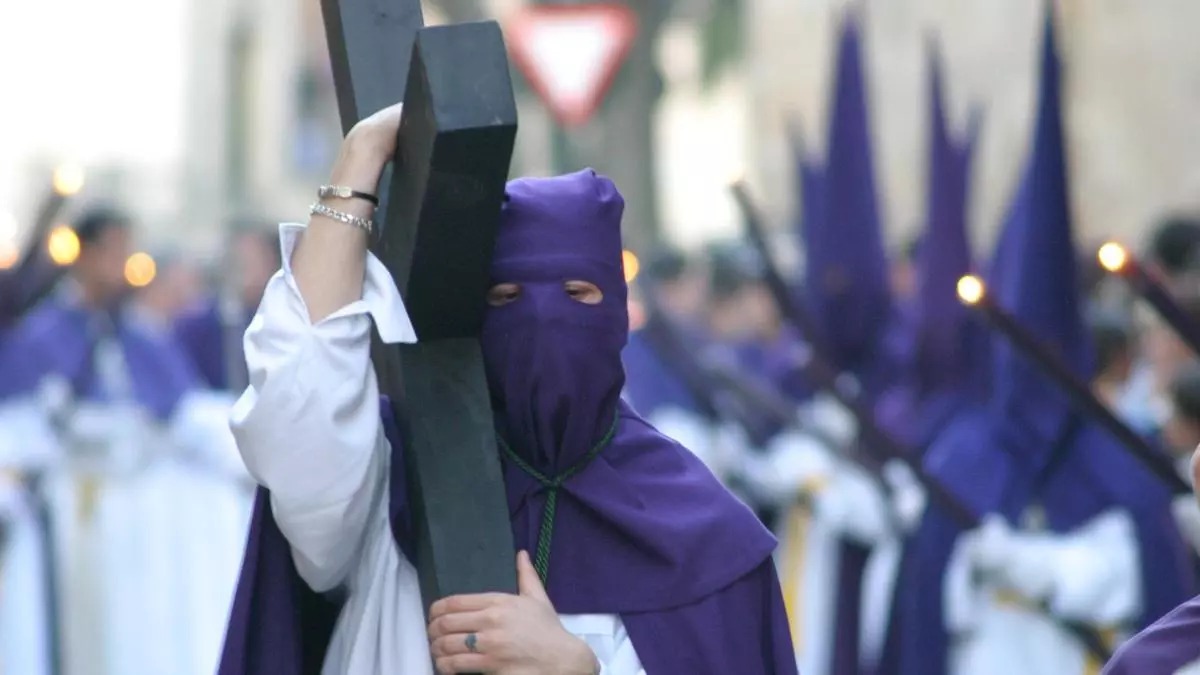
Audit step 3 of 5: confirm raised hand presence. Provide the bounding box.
[427,551,599,675]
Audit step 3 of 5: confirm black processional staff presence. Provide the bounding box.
[955,273,1190,495]
[1097,241,1200,360]
[729,180,1115,663]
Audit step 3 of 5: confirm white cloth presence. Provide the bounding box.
[0,349,252,675]
[0,475,52,675]
[738,430,836,507]
[1172,495,1200,555]
[42,400,251,675]
[232,222,645,674]
[761,420,895,675]
[645,407,723,476]
[944,510,1141,675]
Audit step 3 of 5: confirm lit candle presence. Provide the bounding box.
[1098,241,1200,358]
[956,274,1187,494]
[28,164,85,247]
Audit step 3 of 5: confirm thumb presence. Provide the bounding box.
[516,551,551,605]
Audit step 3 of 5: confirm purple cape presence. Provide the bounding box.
[895,14,1193,673]
[0,295,196,419]
[219,400,796,674]
[1102,593,1200,674]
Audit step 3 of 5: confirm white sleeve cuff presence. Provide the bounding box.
[275,222,416,345]
[1046,510,1141,624]
[944,531,988,633]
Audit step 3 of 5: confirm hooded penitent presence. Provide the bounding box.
[897,11,1192,675]
[874,40,982,450]
[218,170,797,675]
[872,40,982,675]
[800,11,896,398]
[1102,593,1200,674]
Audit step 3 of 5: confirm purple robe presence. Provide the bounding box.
[174,296,250,391]
[896,16,1193,674]
[218,170,797,674]
[1102,593,1200,674]
[0,294,196,420]
[621,327,710,420]
[786,15,901,675]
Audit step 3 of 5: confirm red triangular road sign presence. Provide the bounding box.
[508,4,638,128]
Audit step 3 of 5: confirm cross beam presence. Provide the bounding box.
[320,0,520,614]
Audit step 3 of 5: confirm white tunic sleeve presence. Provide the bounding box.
[1040,509,1141,623]
[168,389,251,480]
[945,509,1142,631]
[559,615,646,675]
[646,408,717,470]
[229,222,416,592]
[0,397,59,472]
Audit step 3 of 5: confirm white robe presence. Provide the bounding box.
[737,395,898,675]
[231,222,645,674]
[0,394,60,675]
[944,510,1141,675]
[0,348,252,675]
[0,474,52,675]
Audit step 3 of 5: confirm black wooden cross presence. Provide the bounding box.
[319,0,520,614]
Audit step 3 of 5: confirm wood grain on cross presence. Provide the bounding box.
[319,0,520,613]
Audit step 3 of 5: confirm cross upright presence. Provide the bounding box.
[319,0,521,615]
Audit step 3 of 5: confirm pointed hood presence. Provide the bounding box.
[873,41,982,447]
[802,11,891,373]
[786,118,826,257]
[990,9,1093,460]
[912,40,981,394]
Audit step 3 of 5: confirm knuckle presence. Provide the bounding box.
[483,607,504,626]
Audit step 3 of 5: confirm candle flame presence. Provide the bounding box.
[47,225,80,266]
[124,252,157,287]
[622,249,640,283]
[1097,242,1129,273]
[957,275,986,305]
[52,164,85,197]
[0,241,17,270]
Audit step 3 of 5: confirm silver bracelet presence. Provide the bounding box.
[318,185,379,206]
[309,202,374,235]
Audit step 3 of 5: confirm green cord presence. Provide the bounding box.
[497,415,620,584]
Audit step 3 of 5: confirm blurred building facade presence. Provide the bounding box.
[1,0,1198,261]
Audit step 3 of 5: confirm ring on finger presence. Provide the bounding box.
[465,633,479,654]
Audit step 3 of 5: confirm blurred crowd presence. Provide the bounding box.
[0,207,281,675]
